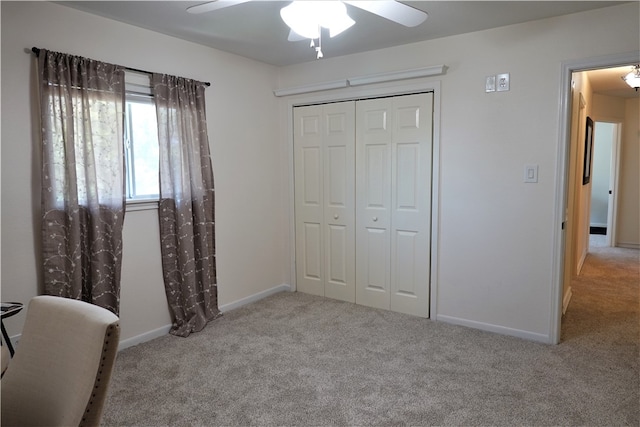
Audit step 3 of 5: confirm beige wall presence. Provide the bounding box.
[593,93,628,120]
[1,1,287,342]
[277,3,639,341]
[563,71,589,310]
[618,98,640,247]
[576,73,593,274]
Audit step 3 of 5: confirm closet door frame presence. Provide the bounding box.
[285,81,442,319]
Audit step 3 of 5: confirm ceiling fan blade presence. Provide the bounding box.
[186,0,252,14]
[288,29,307,42]
[344,1,427,27]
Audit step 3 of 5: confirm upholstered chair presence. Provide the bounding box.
[1,296,120,426]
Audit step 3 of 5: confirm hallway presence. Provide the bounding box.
[563,239,638,342]
[560,242,638,422]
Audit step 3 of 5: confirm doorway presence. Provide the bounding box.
[552,52,640,344]
[588,121,620,248]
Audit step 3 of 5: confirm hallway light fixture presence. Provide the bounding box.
[621,64,640,91]
[280,1,355,59]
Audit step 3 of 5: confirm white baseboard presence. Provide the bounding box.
[577,249,587,275]
[617,242,640,249]
[219,283,292,313]
[118,324,172,351]
[117,284,292,351]
[436,314,550,343]
[562,286,573,315]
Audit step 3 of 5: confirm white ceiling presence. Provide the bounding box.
[586,66,639,99]
[57,1,629,66]
[55,1,638,97]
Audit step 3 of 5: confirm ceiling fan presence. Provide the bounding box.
[187,1,428,58]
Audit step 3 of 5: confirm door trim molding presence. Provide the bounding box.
[551,50,639,344]
[284,79,442,319]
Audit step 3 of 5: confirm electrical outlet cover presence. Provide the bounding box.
[497,73,510,91]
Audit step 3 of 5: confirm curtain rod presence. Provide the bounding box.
[31,47,211,87]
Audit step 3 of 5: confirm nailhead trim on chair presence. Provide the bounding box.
[80,323,119,427]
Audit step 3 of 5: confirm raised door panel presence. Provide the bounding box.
[390,93,433,317]
[302,222,322,280]
[323,102,355,302]
[355,99,392,310]
[294,105,324,296]
[302,147,322,208]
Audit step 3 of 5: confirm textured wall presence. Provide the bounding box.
[1,1,286,342]
[277,3,639,341]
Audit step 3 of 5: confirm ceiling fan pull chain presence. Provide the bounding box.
[316,26,323,59]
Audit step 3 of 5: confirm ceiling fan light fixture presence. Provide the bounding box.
[280,1,319,39]
[622,65,640,91]
[280,1,354,40]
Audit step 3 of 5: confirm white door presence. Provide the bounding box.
[355,99,392,310]
[323,102,356,302]
[294,102,356,302]
[356,93,433,317]
[390,94,432,317]
[294,105,324,297]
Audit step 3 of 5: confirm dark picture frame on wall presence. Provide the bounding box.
[583,116,594,185]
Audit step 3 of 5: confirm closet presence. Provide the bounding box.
[293,92,433,317]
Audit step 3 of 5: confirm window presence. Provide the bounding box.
[125,94,159,201]
[124,72,159,206]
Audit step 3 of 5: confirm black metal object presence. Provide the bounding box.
[31,47,211,86]
[1,302,24,357]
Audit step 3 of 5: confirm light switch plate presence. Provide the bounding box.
[524,164,538,183]
[485,75,496,92]
[497,73,510,91]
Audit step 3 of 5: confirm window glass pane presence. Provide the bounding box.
[126,96,159,200]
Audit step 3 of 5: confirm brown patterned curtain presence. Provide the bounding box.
[153,73,221,337]
[38,50,125,315]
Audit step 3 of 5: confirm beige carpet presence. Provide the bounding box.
[102,245,638,426]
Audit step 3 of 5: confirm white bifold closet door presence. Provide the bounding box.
[294,101,356,303]
[294,93,433,317]
[355,93,433,317]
